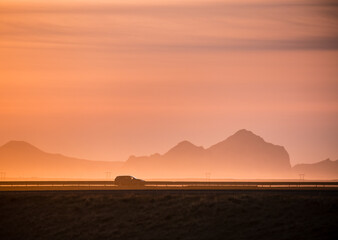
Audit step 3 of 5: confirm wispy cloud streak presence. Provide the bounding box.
[0,0,337,51]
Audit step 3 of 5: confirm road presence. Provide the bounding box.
[0,180,337,191]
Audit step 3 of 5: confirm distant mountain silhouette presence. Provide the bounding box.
[0,141,123,179]
[125,129,292,178]
[125,140,207,177]
[1,130,336,179]
[207,129,291,178]
[293,159,338,180]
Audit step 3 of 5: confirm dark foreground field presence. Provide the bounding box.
[0,190,337,240]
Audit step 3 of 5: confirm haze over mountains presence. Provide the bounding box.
[0,141,123,179]
[293,159,338,180]
[0,129,336,179]
[126,130,291,178]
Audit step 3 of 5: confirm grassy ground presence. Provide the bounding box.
[0,190,337,240]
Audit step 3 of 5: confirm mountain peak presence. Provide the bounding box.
[176,140,196,148]
[233,129,258,137]
[170,140,199,151]
[227,129,264,142]
[234,129,252,134]
[207,129,269,151]
[165,140,203,156]
[1,141,43,153]
[319,158,337,164]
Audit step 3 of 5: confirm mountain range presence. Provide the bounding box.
[125,129,292,178]
[293,159,338,179]
[0,141,123,179]
[0,129,336,179]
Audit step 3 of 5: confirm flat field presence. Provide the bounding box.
[0,190,337,240]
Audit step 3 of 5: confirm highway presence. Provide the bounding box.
[0,180,337,191]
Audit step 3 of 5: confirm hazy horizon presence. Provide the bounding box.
[1,128,336,166]
[1,0,337,165]
[1,3,337,240]
[1,129,337,180]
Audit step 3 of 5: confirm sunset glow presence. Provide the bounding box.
[0,0,337,168]
[1,2,338,240]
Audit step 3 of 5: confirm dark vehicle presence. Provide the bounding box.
[114,175,145,187]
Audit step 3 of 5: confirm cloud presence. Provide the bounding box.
[0,0,337,52]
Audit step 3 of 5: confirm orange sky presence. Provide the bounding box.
[0,0,337,165]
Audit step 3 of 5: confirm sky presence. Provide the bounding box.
[0,0,337,165]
